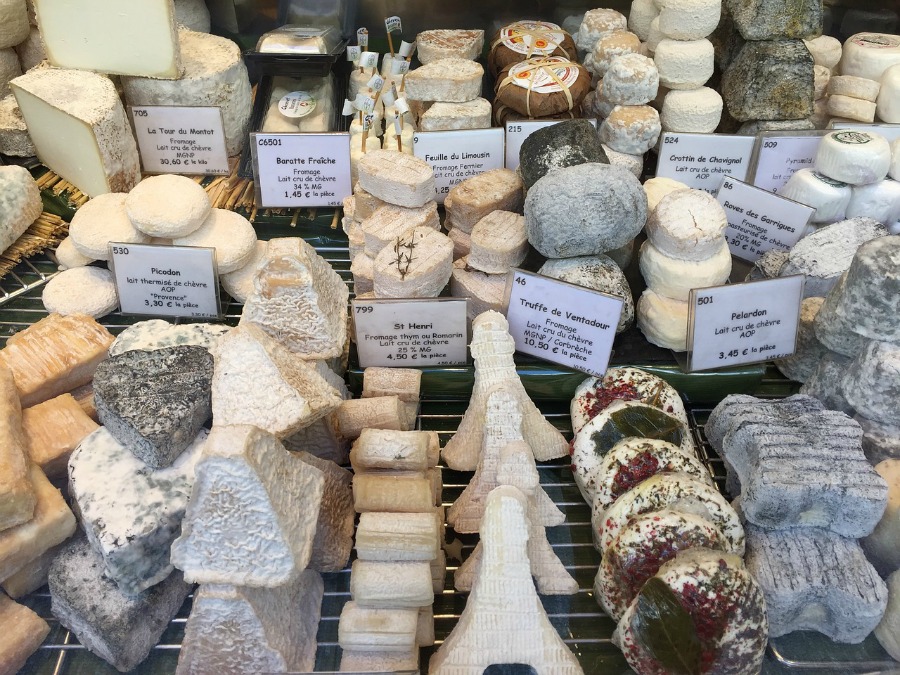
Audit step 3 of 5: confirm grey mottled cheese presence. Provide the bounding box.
[799,352,856,415]
[725,0,821,40]
[842,340,900,425]
[0,165,41,253]
[49,538,192,672]
[854,414,900,465]
[94,345,213,469]
[0,93,35,157]
[109,319,230,356]
[176,571,323,674]
[518,119,609,192]
[813,274,872,358]
[69,427,207,596]
[774,297,828,383]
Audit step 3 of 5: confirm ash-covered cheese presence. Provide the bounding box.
[0,165,41,253]
[0,93,34,157]
[601,53,658,105]
[654,38,714,90]
[109,319,230,356]
[0,0,29,49]
[0,48,21,99]
[42,266,118,319]
[174,0,210,32]
[639,238,731,301]
[726,0,820,41]
[405,58,483,103]
[800,352,857,414]
[842,341,900,425]
[599,104,660,154]
[11,68,141,196]
[121,30,251,156]
[778,168,852,224]
[69,192,150,261]
[69,427,206,596]
[416,29,484,64]
[637,288,690,350]
[518,118,608,191]
[774,297,828,383]
[658,0,720,40]
[660,86,722,133]
[840,33,900,83]
[646,188,728,260]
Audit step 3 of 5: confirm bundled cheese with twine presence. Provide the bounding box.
[494,56,590,118]
[488,20,577,77]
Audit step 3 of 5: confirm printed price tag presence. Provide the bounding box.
[504,119,597,170]
[687,276,804,372]
[829,122,900,142]
[353,298,468,367]
[108,243,220,319]
[413,129,505,203]
[505,269,623,377]
[749,132,825,193]
[130,105,229,175]
[717,177,813,262]
[655,132,755,194]
[251,132,351,208]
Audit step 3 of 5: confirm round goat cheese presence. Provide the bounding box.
[125,174,211,238]
[804,35,842,70]
[637,288,689,351]
[173,208,257,274]
[654,38,714,90]
[815,129,892,185]
[826,95,877,123]
[778,168,852,223]
[827,75,881,102]
[69,192,151,260]
[590,30,641,77]
[42,266,118,318]
[891,138,900,180]
[582,88,616,119]
[601,52,658,105]
[54,236,94,270]
[577,8,628,55]
[877,63,900,124]
[219,240,267,303]
[627,0,658,41]
[646,16,664,53]
[660,86,722,132]
[639,238,732,301]
[646,188,728,260]
[643,176,689,212]
[599,104,660,154]
[657,0,721,41]
[840,33,900,83]
[846,179,900,223]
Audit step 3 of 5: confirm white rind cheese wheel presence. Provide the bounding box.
[121,30,252,157]
[590,30,641,77]
[815,129,892,185]
[654,38,714,90]
[657,0,721,41]
[646,16,663,54]
[636,288,689,351]
[840,33,900,83]
[826,95,877,123]
[813,65,830,100]
[54,236,94,270]
[628,0,658,42]
[219,240,266,303]
[660,86,722,133]
[69,192,151,260]
[778,168,852,223]
[846,179,900,223]
[891,138,900,180]
[643,176,689,212]
[125,175,211,238]
[42,266,118,318]
[646,188,728,260]
[639,239,732,301]
[827,75,881,102]
[173,208,257,274]
[599,104,660,154]
[804,35,842,70]
[601,53,658,105]
[877,63,900,124]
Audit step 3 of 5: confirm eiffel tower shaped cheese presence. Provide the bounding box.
[176,570,324,674]
[212,325,343,438]
[442,311,569,471]
[448,384,564,533]
[171,425,325,586]
[429,486,584,675]
[455,440,577,595]
[240,237,349,361]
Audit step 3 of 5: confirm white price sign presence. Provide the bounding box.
[717,176,813,262]
[130,105,229,175]
[353,298,468,367]
[687,275,804,372]
[504,119,597,170]
[655,132,755,195]
[251,132,352,208]
[108,243,221,319]
[504,269,622,377]
[750,132,825,193]
[829,122,900,142]
[413,129,505,203]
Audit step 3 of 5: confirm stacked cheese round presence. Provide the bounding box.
[595,53,660,165]
[637,188,732,351]
[804,35,842,129]
[653,0,721,136]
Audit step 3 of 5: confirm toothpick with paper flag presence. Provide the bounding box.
[384,15,402,57]
[395,40,416,92]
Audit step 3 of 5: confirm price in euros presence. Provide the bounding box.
[719,348,749,359]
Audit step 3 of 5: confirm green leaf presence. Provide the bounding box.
[632,577,702,675]
[589,404,684,456]
[40,191,75,222]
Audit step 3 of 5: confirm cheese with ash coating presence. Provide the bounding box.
[842,341,900,425]
[0,165,40,260]
[110,319,230,356]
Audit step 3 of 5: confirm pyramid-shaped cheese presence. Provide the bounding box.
[212,325,343,438]
[240,237,348,361]
[176,571,324,674]
[442,310,569,471]
[171,425,325,586]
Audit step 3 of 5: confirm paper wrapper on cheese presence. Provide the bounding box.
[494,56,590,118]
[488,20,577,76]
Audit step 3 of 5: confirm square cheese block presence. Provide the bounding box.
[356,511,441,561]
[69,427,206,596]
[416,29,485,64]
[335,396,409,440]
[351,429,431,472]
[444,168,524,233]
[373,226,454,298]
[361,201,440,258]
[10,68,141,197]
[338,601,419,652]
[0,592,49,675]
[22,392,99,480]
[420,98,492,131]
[357,150,436,208]
[405,58,484,103]
[350,559,435,608]
[34,0,181,78]
[353,473,434,513]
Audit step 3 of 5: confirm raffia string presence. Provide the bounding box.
[490,23,572,61]
[496,57,577,117]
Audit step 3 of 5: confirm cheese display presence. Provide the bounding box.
[645,188,728,260]
[639,238,731,301]
[33,0,181,78]
[636,287,691,351]
[590,30,641,78]
[416,29,484,64]
[68,427,206,595]
[11,68,141,197]
[0,591,49,674]
[108,319,229,356]
[360,201,439,257]
[53,236,94,270]
[41,266,118,318]
[577,9,627,57]
[878,64,900,122]
[68,192,151,260]
[405,58,483,103]
[172,208,256,273]
[815,129,892,186]
[0,364,34,531]
[660,86,723,133]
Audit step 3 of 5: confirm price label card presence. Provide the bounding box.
[108,243,221,319]
[504,269,623,377]
[687,275,804,372]
[130,105,230,175]
[829,122,900,142]
[352,298,468,367]
[749,132,825,193]
[251,132,352,208]
[717,177,813,262]
[413,129,505,203]
[504,119,597,170]
[655,132,755,194]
